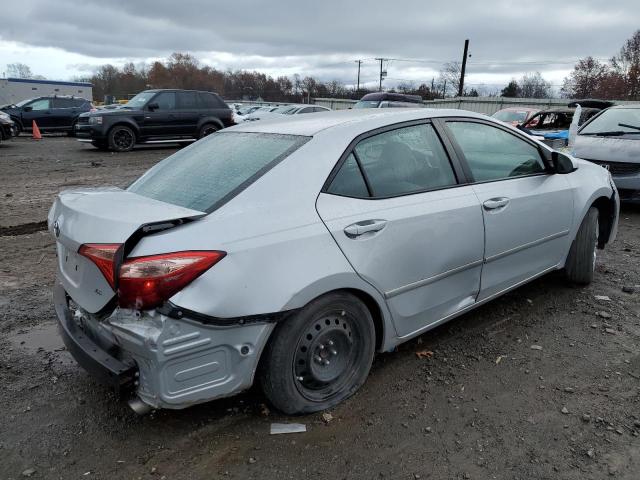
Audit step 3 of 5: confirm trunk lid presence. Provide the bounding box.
[48,187,205,313]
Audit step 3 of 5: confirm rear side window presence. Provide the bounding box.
[53,98,75,108]
[178,91,199,109]
[446,121,545,182]
[128,132,309,212]
[327,154,369,197]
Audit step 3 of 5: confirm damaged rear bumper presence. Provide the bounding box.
[54,282,276,410]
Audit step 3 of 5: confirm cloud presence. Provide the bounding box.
[0,0,638,88]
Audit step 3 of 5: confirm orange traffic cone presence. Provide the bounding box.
[32,120,42,140]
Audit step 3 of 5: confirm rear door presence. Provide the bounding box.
[442,119,573,300]
[316,121,485,338]
[175,91,200,135]
[51,98,77,128]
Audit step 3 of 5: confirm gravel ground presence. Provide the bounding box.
[1,136,639,480]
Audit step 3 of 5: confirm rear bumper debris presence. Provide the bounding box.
[54,281,275,410]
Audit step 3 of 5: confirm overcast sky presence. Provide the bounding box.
[1,0,638,92]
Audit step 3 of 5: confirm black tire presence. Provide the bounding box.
[107,125,136,152]
[67,120,77,137]
[91,140,108,150]
[565,207,599,285]
[198,123,218,139]
[260,292,375,415]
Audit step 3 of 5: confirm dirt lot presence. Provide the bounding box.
[1,136,640,480]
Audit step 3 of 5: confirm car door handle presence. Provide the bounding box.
[344,220,387,238]
[483,197,510,210]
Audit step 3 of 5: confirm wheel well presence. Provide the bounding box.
[342,288,385,350]
[591,196,615,248]
[199,119,223,131]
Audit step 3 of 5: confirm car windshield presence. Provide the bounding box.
[15,98,36,107]
[128,132,309,212]
[123,91,156,109]
[580,108,640,136]
[525,111,574,130]
[353,100,380,109]
[493,110,529,122]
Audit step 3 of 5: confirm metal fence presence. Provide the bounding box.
[313,96,640,115]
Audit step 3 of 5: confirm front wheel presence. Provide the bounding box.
[260,292,375,415]
[565,207,599,285]
[108,125,136,152]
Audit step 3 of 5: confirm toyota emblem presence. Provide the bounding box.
[53,220,60,238]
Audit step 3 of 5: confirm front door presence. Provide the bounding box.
[316,122,485,338]
[141,91,179,138]
[22,98,54,129]
[443,119,574,300]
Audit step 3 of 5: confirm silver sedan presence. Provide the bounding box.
[49,109,619,414]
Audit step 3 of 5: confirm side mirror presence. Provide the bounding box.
[147,102,159,111]
[552,151,577,174]
[23,106,33,112]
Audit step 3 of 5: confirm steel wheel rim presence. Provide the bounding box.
[293,309,359,401]
[114,129,133,149]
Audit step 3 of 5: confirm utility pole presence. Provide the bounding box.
[458,39,470,97]
[375,58,387,91]
[443,80,447,99]
[355,60,362,93]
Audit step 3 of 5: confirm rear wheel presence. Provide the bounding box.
[198,123,218,139]
[260,292,375,415]
[565,207,599,285]
[108,125,136,152]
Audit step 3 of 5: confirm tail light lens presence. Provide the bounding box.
[118,251,225,310]
[78,243,121,289]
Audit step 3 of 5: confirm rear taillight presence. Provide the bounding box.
[79,243,121,289]
[117,251,225,310]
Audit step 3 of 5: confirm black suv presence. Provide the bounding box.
[76,89,234,151]
[1,96,94,135]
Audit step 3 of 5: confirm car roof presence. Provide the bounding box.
[359,92,423,103]
[609,104,640,109]
[228,108,486,136]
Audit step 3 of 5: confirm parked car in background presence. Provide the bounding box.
[237,105,262,116]
[353,92,424,109]
[520,100,613,147]
[49,109,618,415]
[573,104,640,203]
[492,107,539,126]
[75,89,234,151]
[0,111,17,144]
[1,96,94,135]
[240,103,331,122]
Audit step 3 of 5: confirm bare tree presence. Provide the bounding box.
[437,62,463,97]
[518,72,551,98]
[560,57,609,98]
[6,63,35,79]
[611,29,640,99]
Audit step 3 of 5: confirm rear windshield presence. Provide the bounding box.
[128,132,309,212]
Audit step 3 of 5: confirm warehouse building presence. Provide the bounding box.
[0,78,93,105]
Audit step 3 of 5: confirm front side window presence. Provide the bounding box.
[327,124,457,198]
[29,99,51,110]
[124,91,156,109]
[152,92,176,110]
[447,121,546,182]
[129,132,308,212]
